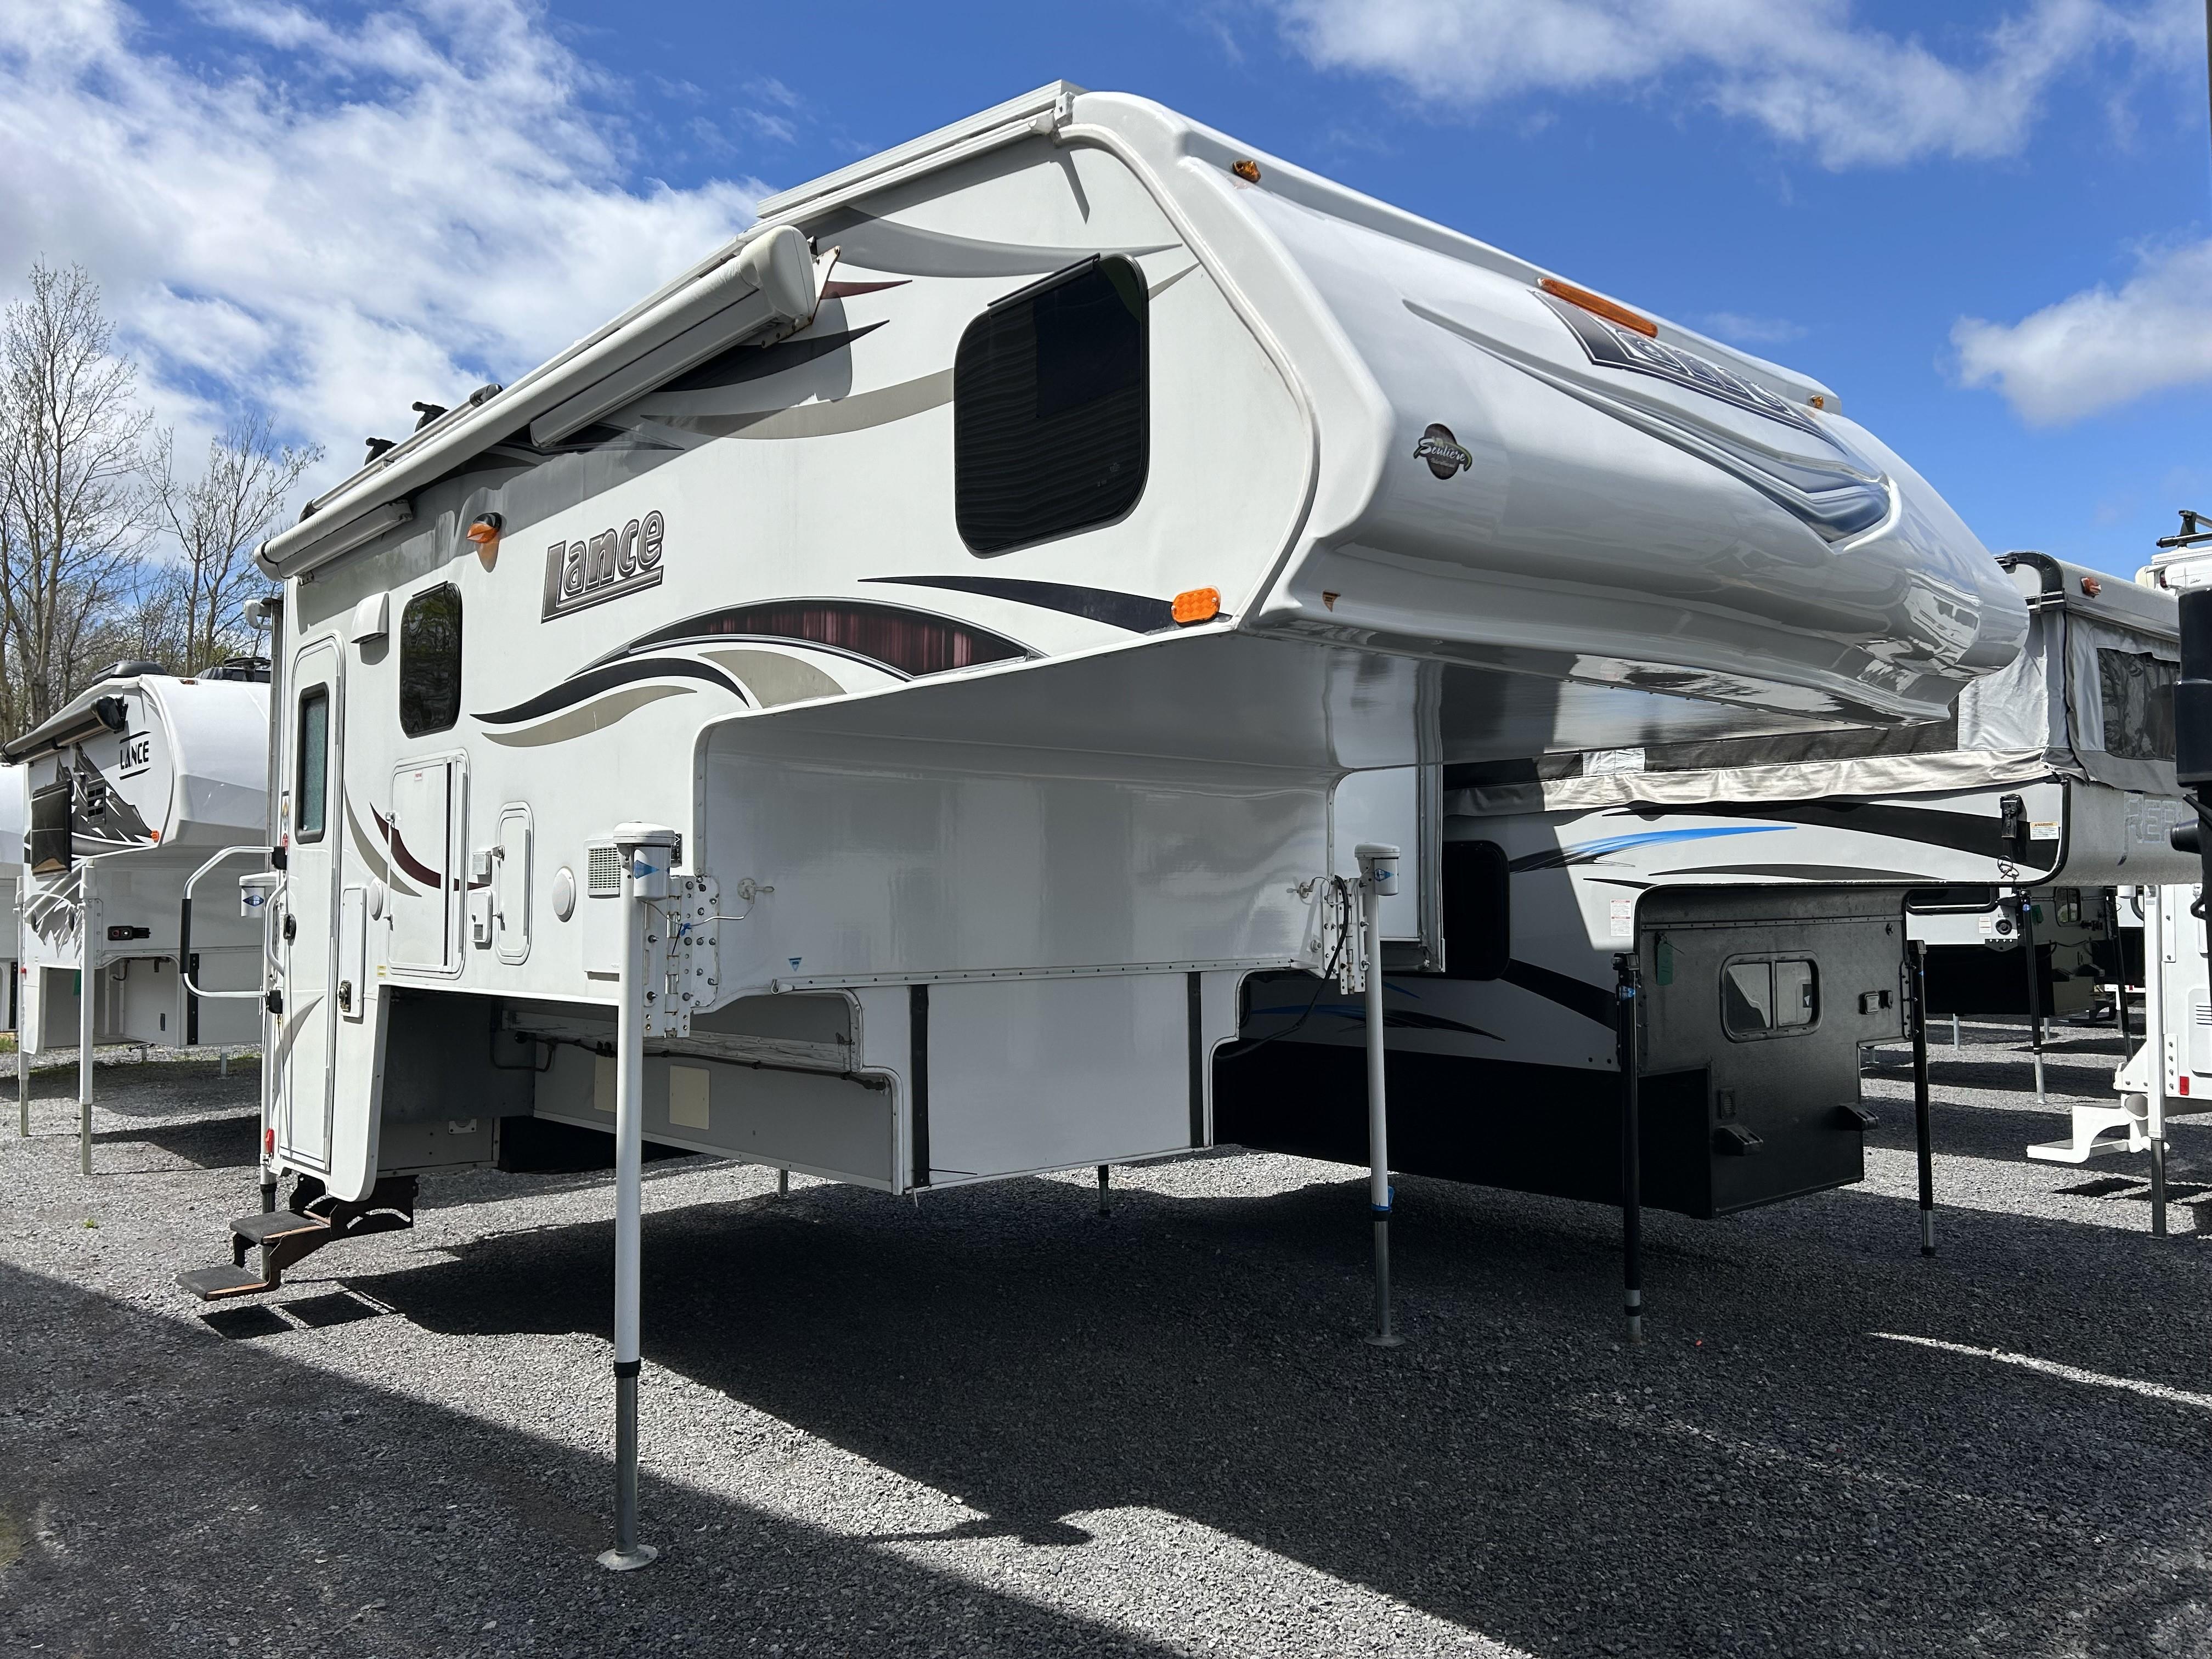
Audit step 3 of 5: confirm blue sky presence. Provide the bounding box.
[3,0,2207,576]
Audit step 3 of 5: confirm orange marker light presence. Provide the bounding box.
[1538,276,1657,338]
[2080,575,2102,597]
[467,513,503,546]
[1232,159,1261,184]
[1172,586,1222,625]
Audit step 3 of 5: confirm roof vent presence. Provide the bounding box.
[103,659,166,681]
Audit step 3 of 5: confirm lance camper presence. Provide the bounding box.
[6,661,272,1166]
[1218,552,2187,1232]
[189,84,2024,1562]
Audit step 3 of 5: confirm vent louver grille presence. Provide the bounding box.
[587,844,623,897]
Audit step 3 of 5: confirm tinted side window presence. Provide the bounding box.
[955,257,1147,555]
[29,781,70,874]
[1441,839,1510,979]
[400,584,463,737]
[296,686,329,843]
[1722,956,1819,1040]
[2097,649,2176,761]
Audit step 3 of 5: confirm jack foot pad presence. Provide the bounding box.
[597,1544,660,1572]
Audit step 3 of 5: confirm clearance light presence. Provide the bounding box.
[2080,575,2102,597]
[468,512,504,569]
[1232,159,1261,184]
[1172,586,1222,625]
[1538,275,1657,338]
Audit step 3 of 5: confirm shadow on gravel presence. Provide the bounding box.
[91,1110,260,1169]
[329,1163,2212,1657]
[0,1261,1194,1659]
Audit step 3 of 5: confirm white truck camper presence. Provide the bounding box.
[0,764,24,1032]
[187,85,2027,1565]
[2066,523,2212,1231]
[1229,553,2185,1249]
[7,661,272,1171]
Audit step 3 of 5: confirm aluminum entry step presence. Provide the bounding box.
[177,1264,276,1301]
[229,1211,328,1245]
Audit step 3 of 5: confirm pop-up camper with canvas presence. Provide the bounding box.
[186,84,2024,1561]
[1217,552,2183,1238]
[6,661,271,1170]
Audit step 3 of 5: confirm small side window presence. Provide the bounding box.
[1722,956,1819,1040]
[296,686,329,843]
[400,583,463,737]
[1441,839,1510,979]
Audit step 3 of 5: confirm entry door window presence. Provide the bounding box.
[296,686,330,843]
[1722,956,1819,1039]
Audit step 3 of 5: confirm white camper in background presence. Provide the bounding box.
[0,764,24,1031]
[2056,523,2212,1218]
[200,84,2025,1561]
[7,660,271,1166]
[1228,553,2181,1228]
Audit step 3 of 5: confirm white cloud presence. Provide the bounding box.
[1271,0,2191,169]
[1953,239,2212,425]
[0,0,766,496]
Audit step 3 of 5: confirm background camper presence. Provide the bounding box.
[191,84,2027,1562]
[8,660,272,1170]
[1219,553,2190,1226]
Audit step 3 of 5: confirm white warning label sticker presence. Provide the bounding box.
[1609,899,1635,939]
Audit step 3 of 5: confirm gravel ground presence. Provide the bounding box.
[1,1022,2208,1658]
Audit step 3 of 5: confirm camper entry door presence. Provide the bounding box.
[279,637,342,1172]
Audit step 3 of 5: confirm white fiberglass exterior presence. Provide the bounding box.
[256,86,2028,1203]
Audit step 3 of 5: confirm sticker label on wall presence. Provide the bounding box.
[2030,820,2061,840]
[1609,899,1635,939]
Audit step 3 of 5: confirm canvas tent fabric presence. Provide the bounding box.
[1449,575,2177,817]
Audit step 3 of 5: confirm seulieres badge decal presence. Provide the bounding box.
[543,509,666,621]
[1413,423,1473,480]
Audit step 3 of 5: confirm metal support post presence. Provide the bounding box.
[16,1012,27,1139]
[1909,940,1936,1258]
[2150,1133,2170,1238]
[1356,844,1402,1348]
[2016,890,2046,1107]
[1951,1013,1960,1049]
[79,866,95,1177]
[777,1167,789,1199]
[600,825,669,1573]
[1096,1164,1110,1215]
[1615,951,1644,1343]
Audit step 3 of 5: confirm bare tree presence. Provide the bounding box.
[0,263,154,733]
[152,413,319,674]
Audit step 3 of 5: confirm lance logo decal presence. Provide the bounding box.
[543,509,666,620]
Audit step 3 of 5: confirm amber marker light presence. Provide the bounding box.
[467,512,504,568]
[1538,275,1657,338]
[1172,586,1222,624]
[1232,159,1261,183]
[2080,575,2102,597]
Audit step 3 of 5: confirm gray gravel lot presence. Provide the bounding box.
[2,1024,2208,1658]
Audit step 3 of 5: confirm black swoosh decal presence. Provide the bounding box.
[1667,864,1943,883]
[1622,798,2056,863]
[475,657,746,727]
[861,575,1209,634]
[661,323,887,394]
[1503,960,1617,1028]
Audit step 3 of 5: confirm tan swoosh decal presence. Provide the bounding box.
[663,370,953,441]
[481,683,693,747]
